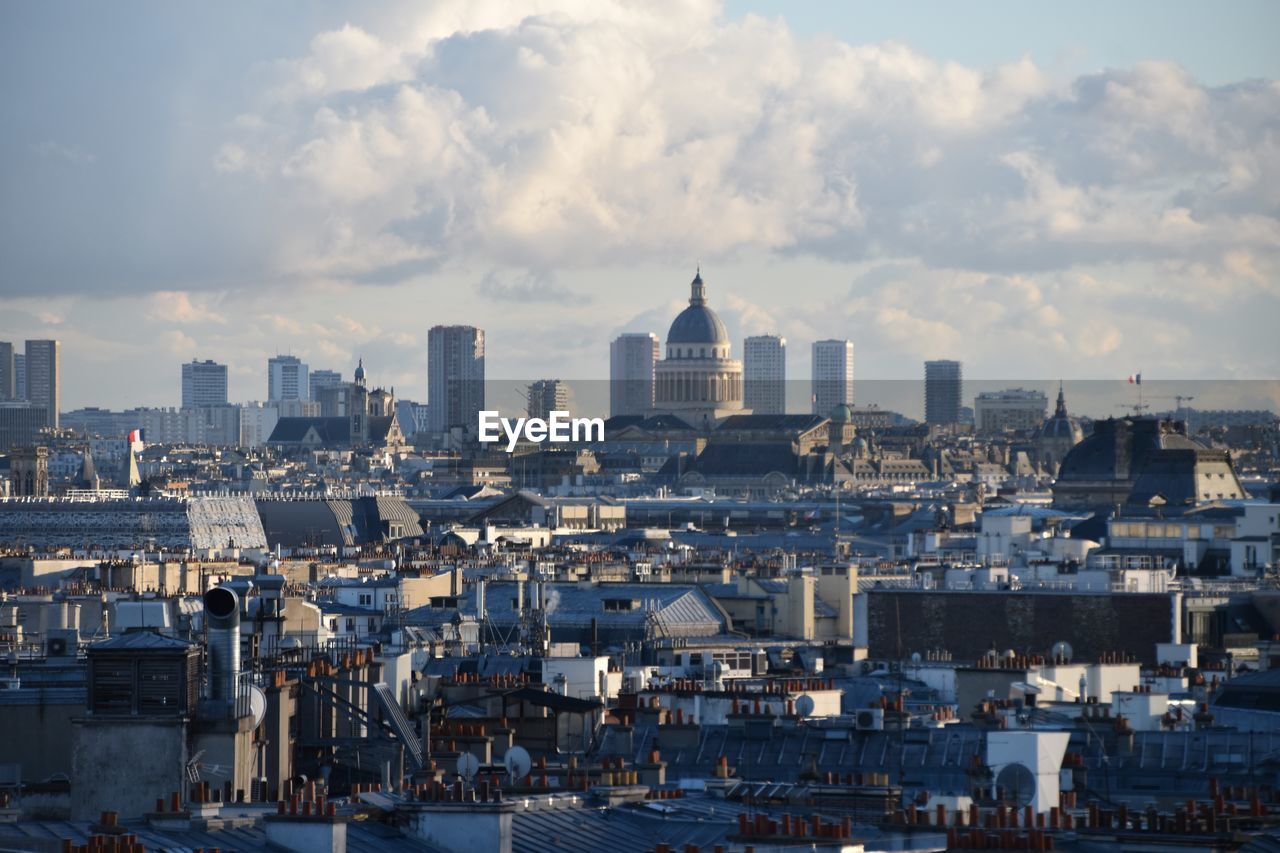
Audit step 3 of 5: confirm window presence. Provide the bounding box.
[603,598,639,611]
[358,593,373,606]
[345,618,355,631]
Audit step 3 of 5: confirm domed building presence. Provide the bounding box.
[1035,383,1084,475]
[1051,416,1244,511]
[653,269,747,427]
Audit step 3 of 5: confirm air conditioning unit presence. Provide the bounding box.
[47,637,68,656]
[855,708,885,731]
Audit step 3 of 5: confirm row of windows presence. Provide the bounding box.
[668,346,728,359]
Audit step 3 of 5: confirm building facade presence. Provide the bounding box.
[267,355,309,402]
[427,325,485,433]
[13,354,26,401]
[609,333,660,417]
[181,359,228,408]
[652,270,745,428]
[0,404,49,451]
[527,379,570,420]
[811,339,854,415]
[744,335,786,415]
[924,359,962,426]
[0,341,14,401]
[974,388,1048,434]
[24,340,60,429]
[308,369,342,400]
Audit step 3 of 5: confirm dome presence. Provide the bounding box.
[830,404,854,423]
[1037,384,1081,441]
[667,305,729,344]
[1039,417,1078,440]
[666,269,730,345]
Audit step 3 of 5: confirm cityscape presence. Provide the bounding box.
[2,3,1280,853]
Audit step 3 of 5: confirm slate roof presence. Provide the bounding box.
[660,443,800,479]
[403,581,726,638]
[602,414,697,435]
[715,414,827,433]
[268,416,351,444]
[0,814,439,853]
[88,630,193,652]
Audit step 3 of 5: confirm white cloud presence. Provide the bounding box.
[214,1,1276,294]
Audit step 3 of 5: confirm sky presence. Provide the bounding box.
[1,0,1278,416]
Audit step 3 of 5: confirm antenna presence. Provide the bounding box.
[248,685,268,729]
[456,752,479,781]
[504,746,531,783]
[794,694,815,717]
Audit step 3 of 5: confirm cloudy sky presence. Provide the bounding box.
[2,0,1278,415]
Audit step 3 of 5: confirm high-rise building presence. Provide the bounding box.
[309,369,342,400]
[0,403,49,451]
[0,341,14,400]
[14,354,26,400]
[268,355,310,402]
[181,359,228,408]
[974,388,1048,434]
[744,335,786,415]
[924,360,963,426]
[609,333,660,417]
[427,326,485,433]
[811,339,854,415]
[24,340,60,429]
[526,379,570,420]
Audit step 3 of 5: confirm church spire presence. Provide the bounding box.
[1054,381,1068,418]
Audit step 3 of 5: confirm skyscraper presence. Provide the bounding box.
[14,354,26,400]
[924,359,963,426]
[811,339,854,415]
[744,335,786,415]
[24,340,60,429]
[181,359,228,408]
[427,325,485,433]
[526,379,570,420]
[609,333,660,417]
[309,369,342,400]
[0,341,14,401]
[268,355,310,402]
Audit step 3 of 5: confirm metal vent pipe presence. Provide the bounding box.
[204,586,240,702]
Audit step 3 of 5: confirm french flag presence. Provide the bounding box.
[1127,374,1142,385]
[127,428,145,444]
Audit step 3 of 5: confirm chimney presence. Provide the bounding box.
[265,810,348,853]
[204,586,240,704]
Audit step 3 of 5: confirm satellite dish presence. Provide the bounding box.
[910,652,922,664]
[456,752,479,781]
[995,763,1036,808]
[504,746,531,783]
[1051,641,1073,663]
[795,694,815,717]
[248,685,268,729]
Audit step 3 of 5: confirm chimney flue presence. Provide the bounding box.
[205,587,240,705]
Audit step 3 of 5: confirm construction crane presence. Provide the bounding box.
[1117,394,1196,420]
[1148,395,1196,421]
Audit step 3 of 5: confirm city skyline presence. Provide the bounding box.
[2,2,1277,413]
